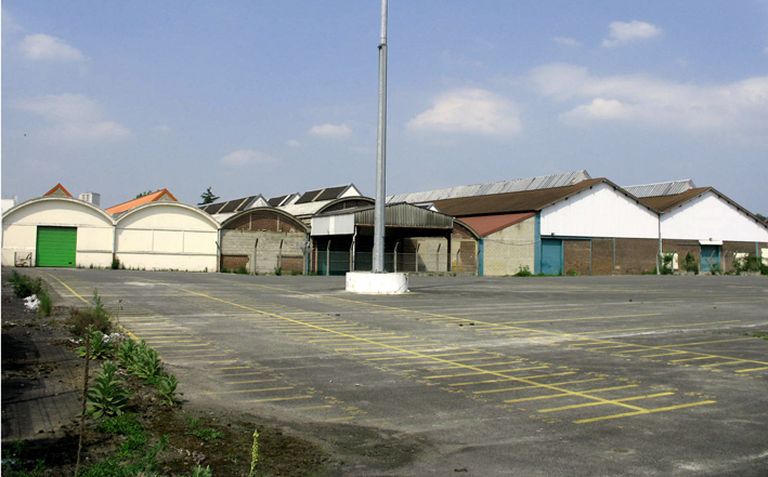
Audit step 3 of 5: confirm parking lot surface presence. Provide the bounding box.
[38,269,768,476]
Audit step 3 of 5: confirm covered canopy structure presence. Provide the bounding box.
[310,202,478,275]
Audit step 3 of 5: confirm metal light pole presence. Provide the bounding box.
[372,0,388,273]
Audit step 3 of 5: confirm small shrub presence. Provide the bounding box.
[116,338,138,368]
[274,266,283,276]
[514,266,532,277]
[37,287,53,317]
[87,361,130,419]
[9,270,44,298]
[710,263,721,275]
[249,428,260,477]
[68,290,112,336]
[683,252,698,274]
[111,257,121,270]
[659,254,674,275]
[566,269,579,277]
[189,465,213,477]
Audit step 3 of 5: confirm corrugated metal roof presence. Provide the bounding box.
[295,189,323,204]
[459,213,536,237]
[319,203,454,229]
[387,170,591,204]
[267,195,288,207]
[432,179,606,217]
[639,187,710,212]
[623,179,695,198]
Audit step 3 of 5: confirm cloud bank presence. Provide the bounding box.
[20,33,85,62]
[602,20,662,48]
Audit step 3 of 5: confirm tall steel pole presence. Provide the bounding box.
[372,0,388,273]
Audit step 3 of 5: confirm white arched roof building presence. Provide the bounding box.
[114,202,220,272]
[2,197,115,268]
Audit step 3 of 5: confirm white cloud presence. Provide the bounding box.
[153,125,171,134]
[602,20,662,48]
[407,88,521,136]
[530,63,768,133]
[308,123,352,138]
[15,94,130,142]
[286,139,302,148]
[19,33,85,62]
[220,149,276,167]
[552,36,581,48]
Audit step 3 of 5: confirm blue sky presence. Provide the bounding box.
[3,1,767,212]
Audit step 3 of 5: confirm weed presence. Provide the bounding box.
[68,290,112,336]
[36,287,52,317]
[156,373,179,406]
[125,341,163,382]
[9,270,43,298]
[249,428,260,477]
[77,330,116,360]
[111,257,121,270]
[748,331,768,341]
[709,263,721,275]
[514,266,532,277]
[274,266,283,276]
[87,361,130,419]
[659,253,674,275]
[185,415,223,442]
[566,269,579,277]
[116,339,138,368]
[188,465,213,477]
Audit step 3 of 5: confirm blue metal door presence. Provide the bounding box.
[541,239,563,275]
[700,245,721,273]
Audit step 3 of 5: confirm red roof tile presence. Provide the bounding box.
[43,183,73,198]
[105,188,178,215]
[459,212,535,237]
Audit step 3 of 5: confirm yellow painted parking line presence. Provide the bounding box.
[571,320,742,335]
[430,359,526,371]
[735,366,768,373]
[206,359,240,365]
[205,386,293,395]
[427,366,549,380]
[223,378,278,385]
[172,286,656,414]
[636,351,689,359]
[293,404,334,411]
[142,339,201,344]
[539,392,676,413]
[587,344,642,352]
[218,370,263,377]
[654,337,757,349]
[574,400,716,424]
[503,312,662,326]
[153,343,210,349]
[475,377,606,395]
[45,273,89,304]
[218,365,252,371]
[670,356,721,363]
[450,371,577,387]
[504,385,640,404]
[245,395,313,403]
[700,360,745,368]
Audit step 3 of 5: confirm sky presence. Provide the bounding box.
[3,1,768,213]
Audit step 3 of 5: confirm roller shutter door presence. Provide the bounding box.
[36,226,77,267]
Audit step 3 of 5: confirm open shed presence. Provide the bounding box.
[310,203,474,275]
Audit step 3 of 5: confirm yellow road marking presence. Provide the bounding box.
[735,366,768,373]
[539,392,676,413]
[218,365,252,371]
[427,366,549,380]
[245,395,313,403]
[474,378,607,395]
[223,378,278,385]
[449,372,577,387]
[574,400,716,424]
[637,351,688,358]
[504,385,640,404]
[205,386,294,395]
[700,360,745,368]
[571,320,742,335]
[670,356,721,363]
[170,286,656,414]
[652,337,757,348]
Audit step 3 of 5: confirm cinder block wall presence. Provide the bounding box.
[220,230,306,274]
[483,217,535,276]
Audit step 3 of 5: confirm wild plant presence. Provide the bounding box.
[77,330,114,360]
[87,361,130,418]
[249,428,260,477]
[126,341,162,382]
[156,373,179,406]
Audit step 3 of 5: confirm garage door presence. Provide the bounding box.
[541,238,563,275]
[36,226,77,267]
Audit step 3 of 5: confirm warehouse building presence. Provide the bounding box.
[2,184,114,268]
[626,180,768,273]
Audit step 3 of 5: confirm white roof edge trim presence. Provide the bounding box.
[115,201,221,228]
[2,196,116,225]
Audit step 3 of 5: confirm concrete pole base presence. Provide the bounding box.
[345,271,409,294]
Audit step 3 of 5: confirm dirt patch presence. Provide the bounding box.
[1,271,427,476]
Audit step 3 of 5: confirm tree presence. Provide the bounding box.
[199,187,219,205]
[135,190,152,199]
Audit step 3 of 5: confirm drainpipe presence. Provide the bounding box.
[326,239,331,276]
[657,214,662,275]
[393,241,399,272]
[351,227,357,271]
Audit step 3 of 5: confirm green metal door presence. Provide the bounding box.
[700,245,721,273]
[36,226,77,267]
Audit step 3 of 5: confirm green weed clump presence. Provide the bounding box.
[87,361,130,419]
[683,252,698,274]
[9,271,53,317]
[185,415,223,442]
[69,291,112,336]
[514,266,532,277]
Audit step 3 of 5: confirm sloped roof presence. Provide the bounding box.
[639,187,710,212]
[623,179,696,198]
[43,183,73,198]
[279,184,361,217]
[459,212,535,237]
[105,189,177,215]
[387,170,591,204]
[317,202,454,229]
[432,178,609,217]
[200,195,267,215]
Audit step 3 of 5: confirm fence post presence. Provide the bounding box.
[326,240,331,276]
[394,241,399,272]
[252,238,259,274]
[415,243,420,272]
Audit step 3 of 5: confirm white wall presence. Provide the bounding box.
[115,204,218,271]
[2,198,114,267]
[541,183,658,239]
[661,191,768,242]
[310,214,355,236]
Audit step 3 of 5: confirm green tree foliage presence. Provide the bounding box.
[198,186,219,205]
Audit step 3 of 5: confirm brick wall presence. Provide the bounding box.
[564,240,591,275]
[220,230,307,274]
